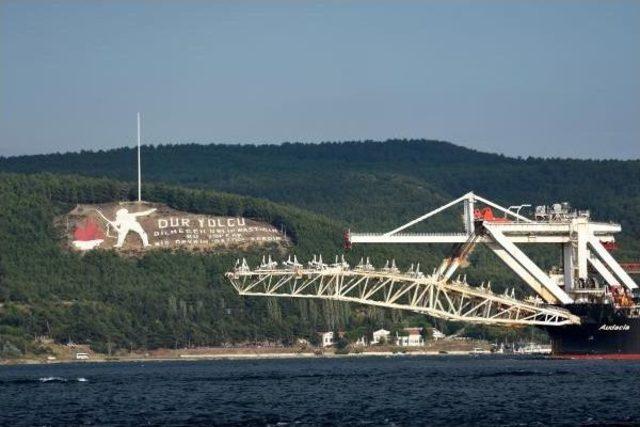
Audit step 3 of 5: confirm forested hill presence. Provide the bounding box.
[2,139,640,253]
[0,173,490,357]
[1,138,639,357]
[1,173,419,357]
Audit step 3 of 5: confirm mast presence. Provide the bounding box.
[137,112,142,203]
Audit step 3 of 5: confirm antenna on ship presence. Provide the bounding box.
[137,112,142,203]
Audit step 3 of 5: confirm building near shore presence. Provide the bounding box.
[319,332,334,347]
[395,328,425,347]
[372,329,391,345]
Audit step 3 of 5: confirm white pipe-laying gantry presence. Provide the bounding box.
[226,192,638,327]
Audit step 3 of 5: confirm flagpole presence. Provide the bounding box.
[137,112,142,203]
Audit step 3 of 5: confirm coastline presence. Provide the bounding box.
[1,351,490,366]
[1,341,501,366]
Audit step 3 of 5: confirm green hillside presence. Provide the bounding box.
[0,173,475,358]
[1,140,638,357]
[3,140,639,249]
[0,173,333,355]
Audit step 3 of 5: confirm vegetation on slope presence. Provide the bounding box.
[0,173,336,355]
[0,173,474,358]
[2,139,639,237]
[1,139,638,357]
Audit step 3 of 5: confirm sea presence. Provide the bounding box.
[1,355,639,426]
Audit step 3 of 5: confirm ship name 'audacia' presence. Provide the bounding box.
[598,324,631,331]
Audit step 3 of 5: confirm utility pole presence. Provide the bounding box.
[137,112,142,203]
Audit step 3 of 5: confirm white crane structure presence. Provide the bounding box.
[227,255,580,326]
[225,192,638,327]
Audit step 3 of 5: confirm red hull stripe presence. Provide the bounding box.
[554,354,640,360]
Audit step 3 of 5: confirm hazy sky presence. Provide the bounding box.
[2,1,639,159]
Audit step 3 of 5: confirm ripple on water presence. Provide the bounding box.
[0,357,638,426]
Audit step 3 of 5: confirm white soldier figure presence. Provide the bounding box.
[102,207,157,248]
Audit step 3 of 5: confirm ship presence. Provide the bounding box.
[225,192,639,358]
[547,303,640,357]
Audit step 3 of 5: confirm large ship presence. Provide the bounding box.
[226,193,639,357]
[547,303,640,357]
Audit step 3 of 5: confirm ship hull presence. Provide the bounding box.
[545,304,640,356]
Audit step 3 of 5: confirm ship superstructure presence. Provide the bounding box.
[226,193,640,355]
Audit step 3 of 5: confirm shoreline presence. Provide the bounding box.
[3,339,552,366]
[2,347,508,366]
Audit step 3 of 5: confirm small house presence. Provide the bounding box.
[372,329,391,345]
[395,327,425,347]
[319,331,334,347]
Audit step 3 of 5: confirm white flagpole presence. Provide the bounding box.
[137,112,142,203]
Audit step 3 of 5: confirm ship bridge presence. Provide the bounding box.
[226,192,639,327]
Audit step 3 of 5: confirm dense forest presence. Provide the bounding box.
[1,140,638,357]
[3,139,640,247]
[0,173,481,358]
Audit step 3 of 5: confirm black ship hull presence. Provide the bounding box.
[546,304,640,356]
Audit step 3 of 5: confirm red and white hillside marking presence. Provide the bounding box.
[72,218,105,251]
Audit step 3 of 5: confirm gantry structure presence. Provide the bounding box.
[226,193,638,327]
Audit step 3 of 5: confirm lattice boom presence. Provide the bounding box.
[225,256,581,327]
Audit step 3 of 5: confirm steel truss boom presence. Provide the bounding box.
[226,257,580,327]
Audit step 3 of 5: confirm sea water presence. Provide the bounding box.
[1,356,639,426]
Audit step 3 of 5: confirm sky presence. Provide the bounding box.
[1,1,639,159]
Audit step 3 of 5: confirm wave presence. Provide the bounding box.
[0,377,89,384]
[39,376,67,383]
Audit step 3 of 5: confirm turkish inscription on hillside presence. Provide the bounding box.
[65,202,288,252]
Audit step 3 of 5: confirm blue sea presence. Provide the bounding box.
[1,356,639,426]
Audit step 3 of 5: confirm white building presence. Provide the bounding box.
[372,329,391,345]
[395,327,425,347]
[319,331,334,347]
